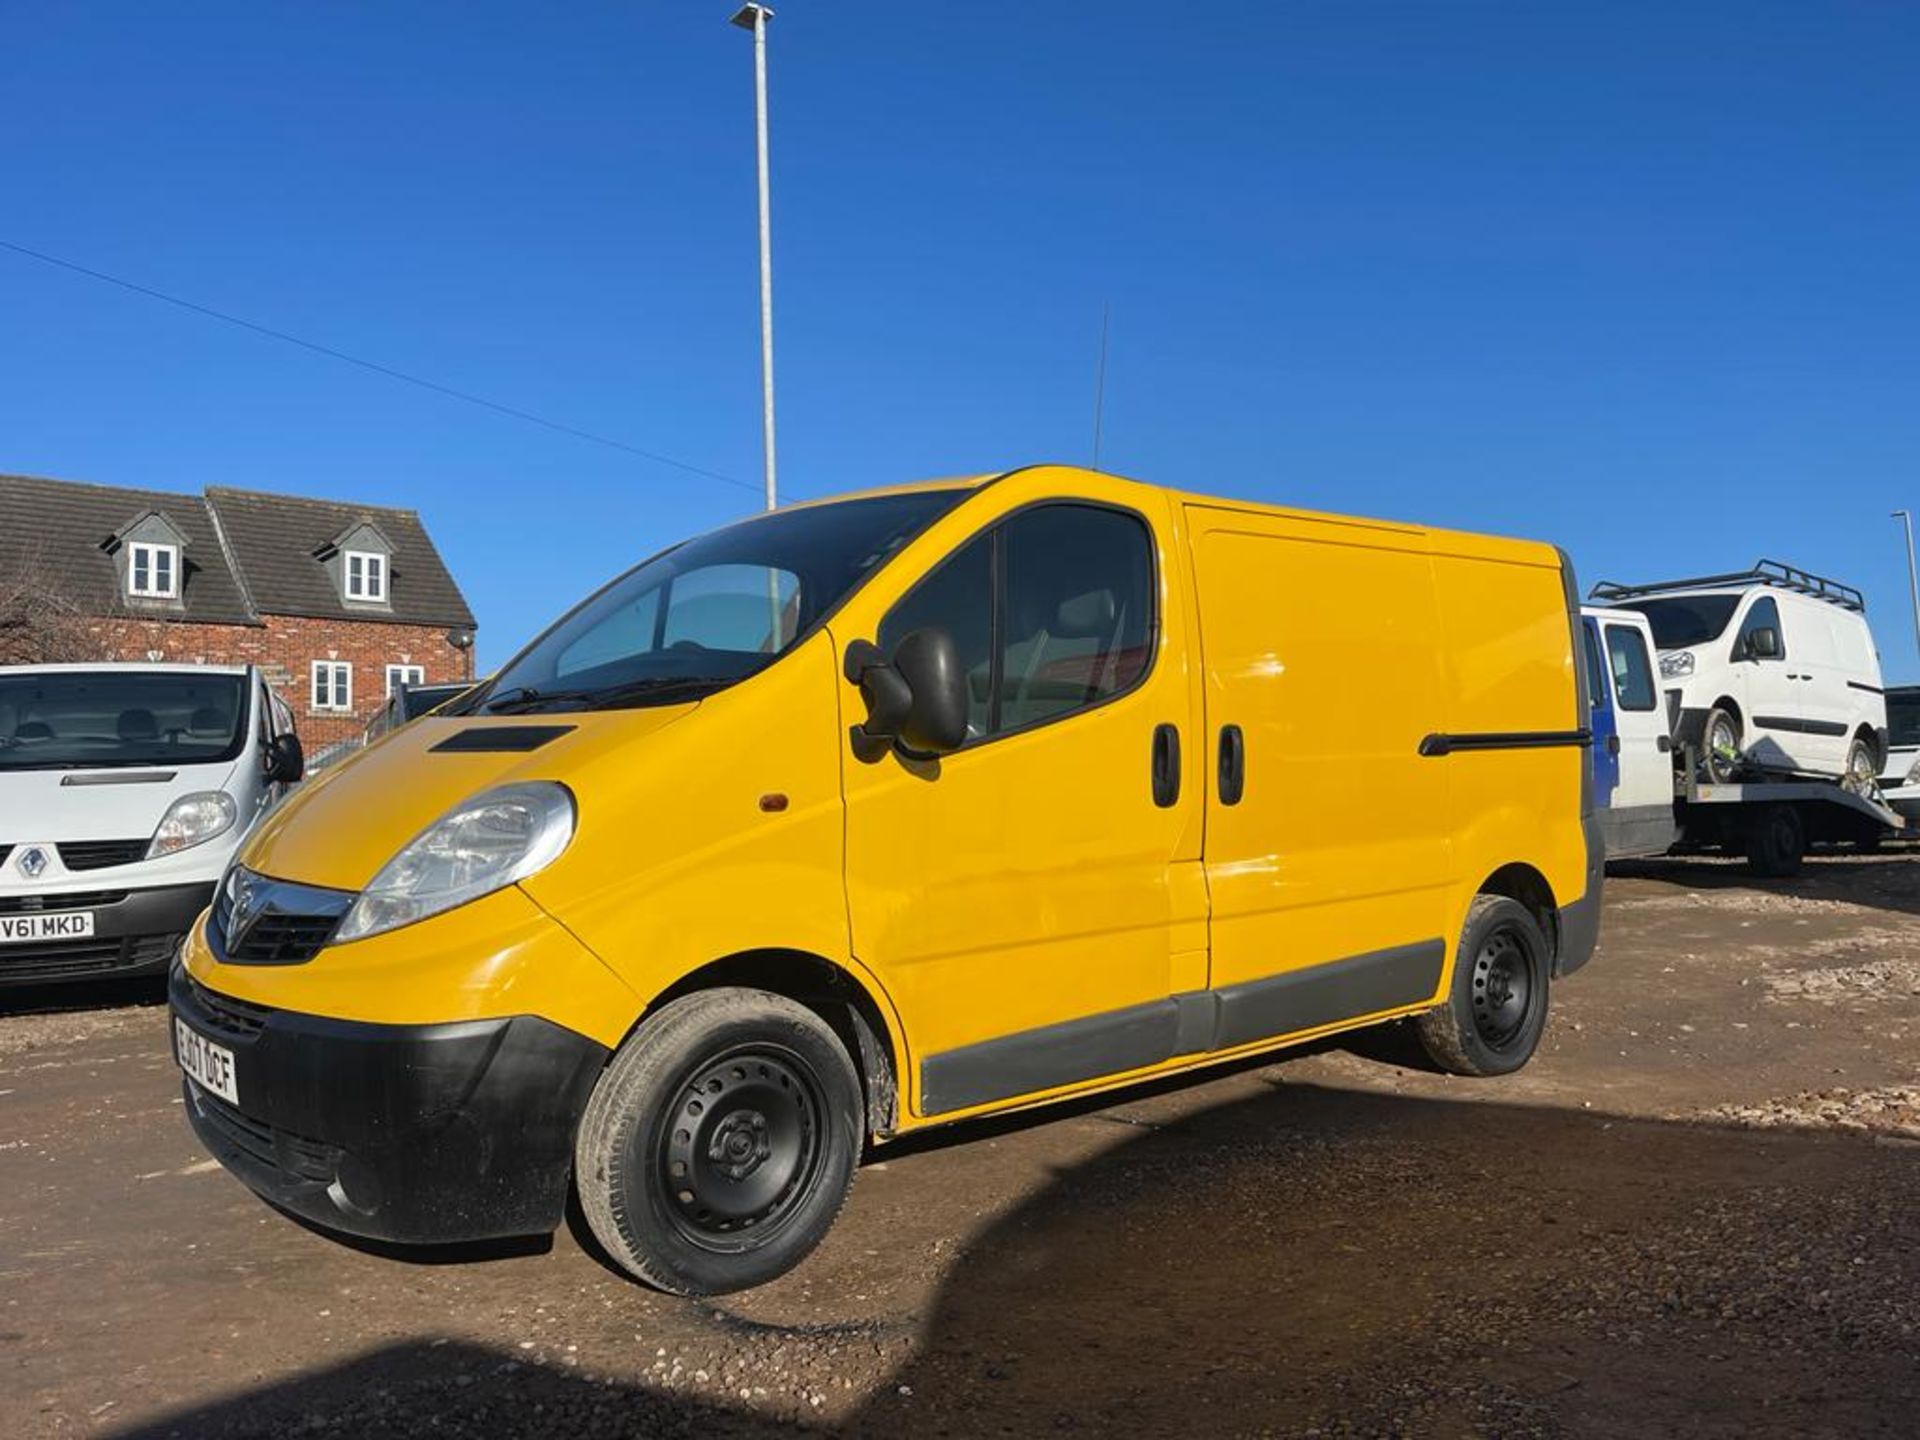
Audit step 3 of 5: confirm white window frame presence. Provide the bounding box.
[311,661,353,712]
[128,541,180,599]
[344,549,387,603]
[385,663,425,697]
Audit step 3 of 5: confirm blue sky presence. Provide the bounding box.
[4,2,1918,677]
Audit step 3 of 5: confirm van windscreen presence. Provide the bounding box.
[471,488,970,714]
[1616,595,1740,650]
[0,672,248,771]
[1889,690,1920,750]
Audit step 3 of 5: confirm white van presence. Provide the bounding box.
[1880,684,1920,823]
[0,664,302,986]
[1580,606,1678,857]
[1591,562,1888,789]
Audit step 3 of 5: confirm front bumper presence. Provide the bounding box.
[169,965,609,1244]
[0,881,213,986]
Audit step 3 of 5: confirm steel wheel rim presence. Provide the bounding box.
[656,1045,825,1253]
[1845,742,1875,795]
[1470,927,1535,1051]
[1707,717,1739,776]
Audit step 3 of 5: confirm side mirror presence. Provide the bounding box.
[1748,627,1781,660]
[845,628,969,762]
[266,732,305,785]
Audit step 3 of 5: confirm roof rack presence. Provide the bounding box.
[1589,559,1865,613]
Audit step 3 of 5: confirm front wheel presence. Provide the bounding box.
[575,988,863,1296]
[1416,895,1552,1077]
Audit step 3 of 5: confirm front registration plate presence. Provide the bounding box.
[174,1018,239,1105]
[0,911,95,945]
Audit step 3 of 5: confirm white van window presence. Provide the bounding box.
[1604,625,1658,711]
[1582,623,1610,711]
[0,671,247,770]
[1623,595,1739,649]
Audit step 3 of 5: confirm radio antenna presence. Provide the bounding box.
[1090,300,1111,470]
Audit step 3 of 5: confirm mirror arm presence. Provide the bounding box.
[844,639,909,763]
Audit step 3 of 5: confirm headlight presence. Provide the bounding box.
[1907,754,1920,787]
[1658,650,1695,679]
[334,782,575,943]
[147,791,238,859]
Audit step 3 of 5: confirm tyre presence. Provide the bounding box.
[1842,733,1879,798]
[1416,895,1552,1077]
[1744,803,1805,878]
[1702,705,1742,783]
[575,988,863,1296]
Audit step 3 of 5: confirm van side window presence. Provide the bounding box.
[1604,625,1657,711]
[878,503,1155,743]
[998,505,1153,731]
[878,532,995,739]
[1582,622,1609,710]
[1736,596,1784,661]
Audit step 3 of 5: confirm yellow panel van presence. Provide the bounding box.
[169,465,1600,1295]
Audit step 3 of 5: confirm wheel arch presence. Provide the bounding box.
[1476,862,1560,963]
[636,949,904,1139]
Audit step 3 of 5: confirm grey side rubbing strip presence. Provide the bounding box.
[60,770,178,786]
[1210,940,1445,1050]
[1751,715,1850,738]
[919,999,1180,1116]
[918,941,1447,1117]
[1418,729,1591,757]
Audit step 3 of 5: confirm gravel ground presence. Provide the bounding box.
[3,851,1918,1438]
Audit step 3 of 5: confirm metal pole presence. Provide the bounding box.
[1091,301,1110,471]
[732,4,779,512]
[1895,509,1920,667]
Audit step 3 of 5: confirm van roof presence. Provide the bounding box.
[0,662,252,678]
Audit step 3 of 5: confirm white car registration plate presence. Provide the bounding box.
[0,910,95,945]
[174,1017,239,1105]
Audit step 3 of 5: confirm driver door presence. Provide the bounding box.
[835,487,1205,1120]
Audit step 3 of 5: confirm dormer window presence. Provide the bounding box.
[345,550,387,603]
[128,542,179,599]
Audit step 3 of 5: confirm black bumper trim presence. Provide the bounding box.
[170,967,609,1245]
[0,881,213,985]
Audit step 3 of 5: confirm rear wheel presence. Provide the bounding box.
[1744,803,1805,878]
[1416,895,1551,1077]
[1702,705,1742,783]
[575,988,863,1296]
[1842,733,1879,798]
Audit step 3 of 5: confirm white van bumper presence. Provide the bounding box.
[0,845,229,987]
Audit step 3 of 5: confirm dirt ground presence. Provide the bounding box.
[4,852,1918,1439]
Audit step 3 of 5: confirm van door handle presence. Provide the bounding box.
[1151,724,1181,808]
[1607,735,1621,756]
[1218,724,1245,806]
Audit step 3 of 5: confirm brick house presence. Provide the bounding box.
[0,473,477,748]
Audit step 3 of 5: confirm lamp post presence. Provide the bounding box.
[1895,510,1920,668]
[731,3,778,512]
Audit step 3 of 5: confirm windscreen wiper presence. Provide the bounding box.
[482,677,729,714]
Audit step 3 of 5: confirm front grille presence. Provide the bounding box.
[210,875,349,965]
[58,839,149,871]
[184,975,271,1040]
[0,890,128,915]
[192,1087,340,1184]
[0,933,178,982]
[0,845,11,868]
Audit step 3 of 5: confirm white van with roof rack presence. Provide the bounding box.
[1589,561,1887,790]
[0,663,302,987]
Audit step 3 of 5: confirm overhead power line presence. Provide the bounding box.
[0,237,756,494]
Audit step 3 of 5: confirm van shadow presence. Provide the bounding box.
[1609,850,1920,919]
[112,1082,1920,1440]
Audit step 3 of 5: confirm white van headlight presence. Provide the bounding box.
[335,782,575,943]
[1907,755,1920,787]
[147,792,239,859]
[1659,651,1695,679]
